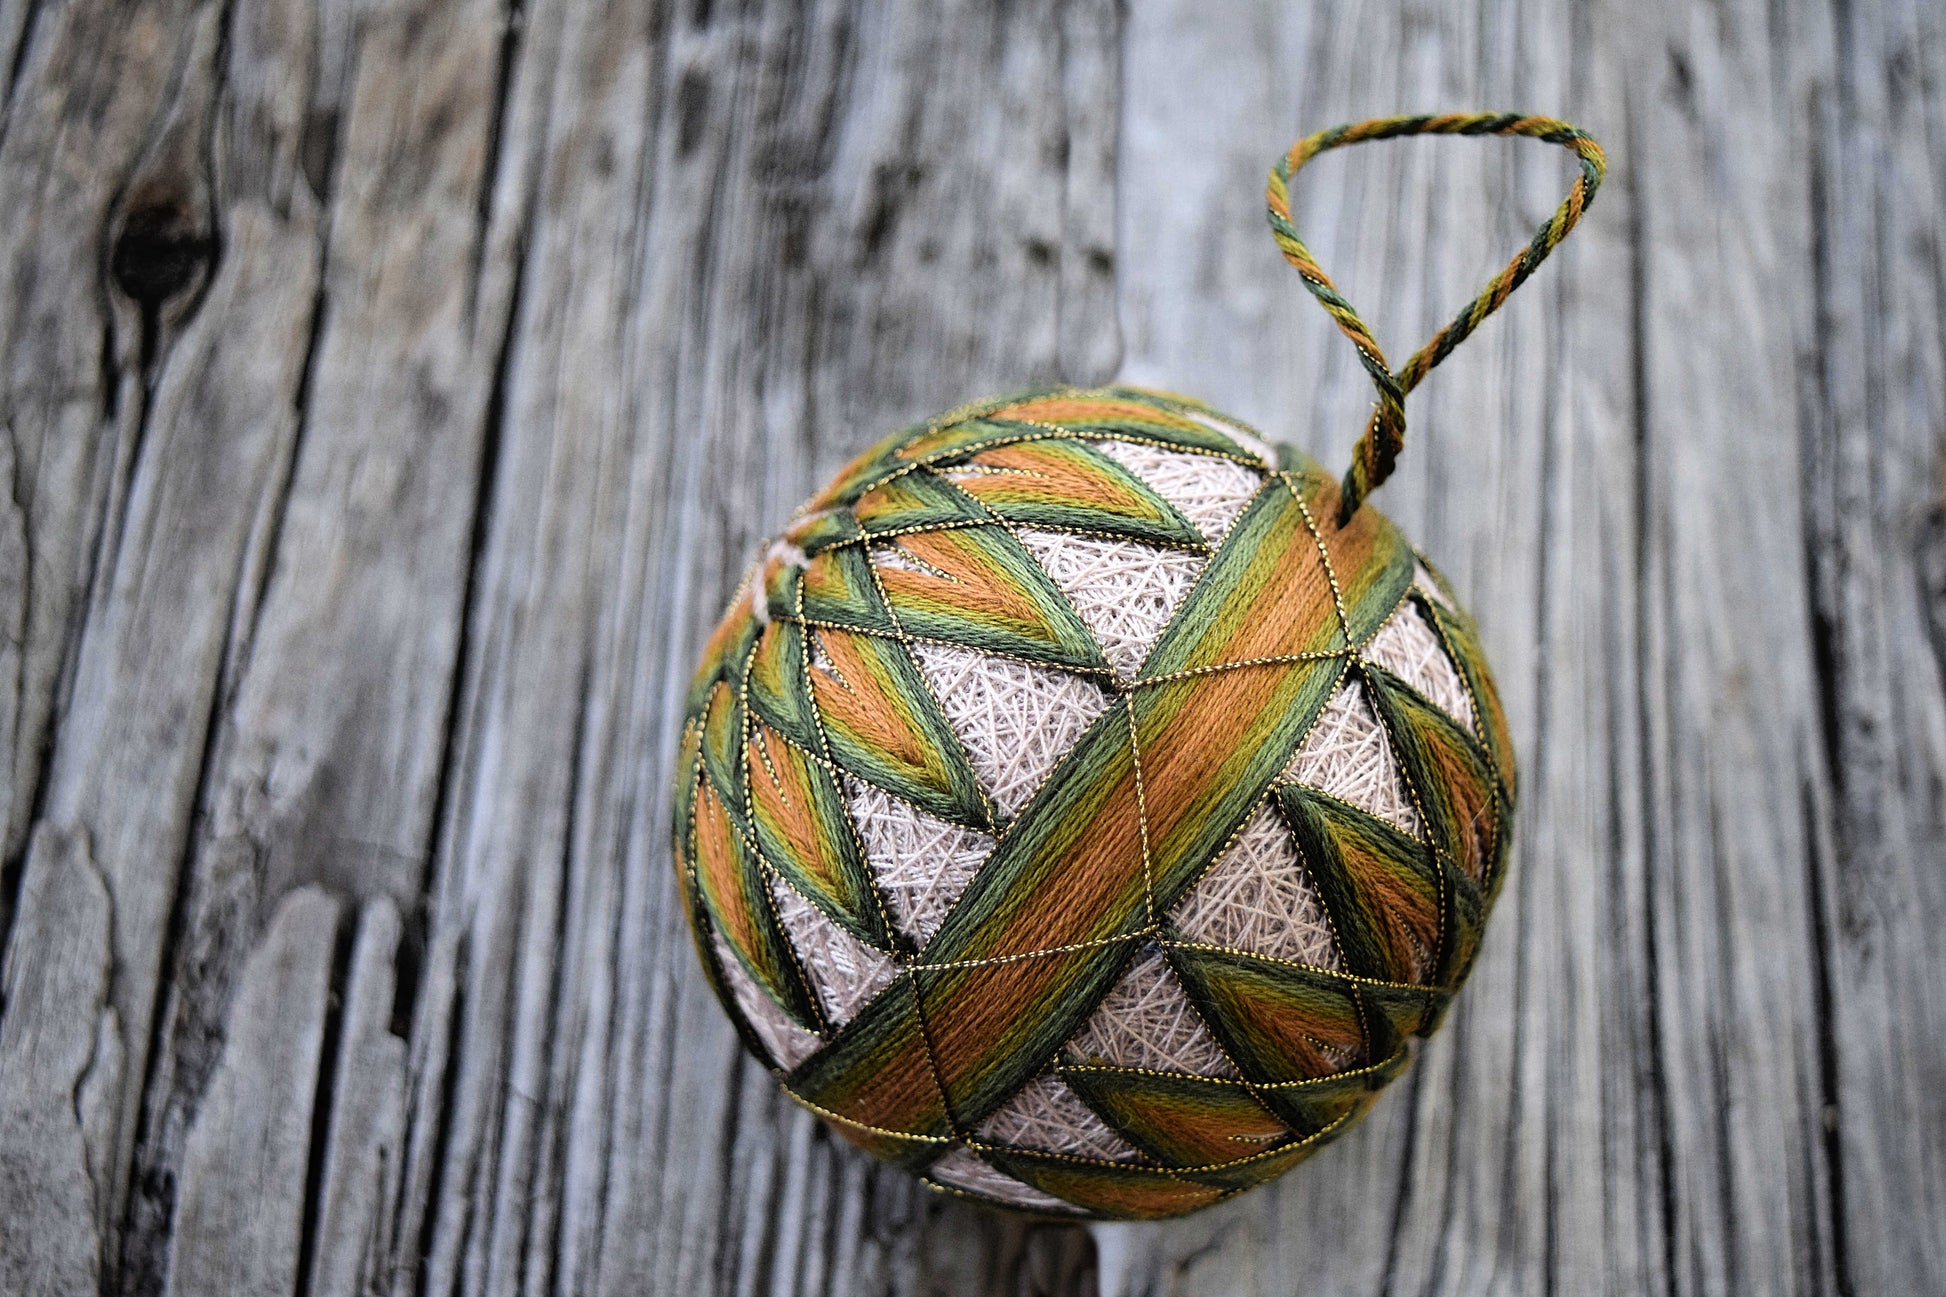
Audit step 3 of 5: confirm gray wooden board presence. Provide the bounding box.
[0,0,1939,1293]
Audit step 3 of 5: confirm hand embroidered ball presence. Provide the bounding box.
[673,116,1600,1219]
[674,388,1514,1218]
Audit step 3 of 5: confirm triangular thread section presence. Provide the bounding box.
[844,777,994,947]
[1281,680,1421,834]
[974,1072,1142,1161]
[869,528,1107,671]
[1363,602,1474,728]
[1169,947,1369,1082]
[1013,528,1205,680]
[1066,950,1239,1077]
[807,626,989,827]
[941,439,1203,547]
[743,718,887,943]
[1170,801,1341,968]
[770,877,900,1029]
[906,639,1114,820]
[851,466,987,534]
[1095,440,1263,545]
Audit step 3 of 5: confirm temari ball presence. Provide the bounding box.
[672,113,1600,1219]
[673,387,1515,1219]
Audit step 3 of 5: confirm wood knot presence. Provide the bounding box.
[110,200,215,307]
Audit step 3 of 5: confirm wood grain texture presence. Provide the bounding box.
[0,1,1938,1294]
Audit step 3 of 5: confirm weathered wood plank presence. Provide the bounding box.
[110,0,521,1289]
[1,0,325,1283]
[1800,0,1946,1290]
[305,899,406,1297]
[0,828,116,1294]
[165,887,340,1297]
[0,0,1941,1293]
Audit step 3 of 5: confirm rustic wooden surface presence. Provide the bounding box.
[0,0,1940,1293]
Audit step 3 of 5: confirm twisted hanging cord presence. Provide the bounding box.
[1266,113,1606,521]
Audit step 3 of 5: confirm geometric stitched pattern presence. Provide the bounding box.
[1065,950,1240,1077]
[975,1071,1143,1161]
[770,878,900,1028]
[675,386,1515,1218]
[843,778,994,946]
[1095,439,1263,544]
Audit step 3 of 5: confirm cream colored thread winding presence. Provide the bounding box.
[1066,951,1239,1077]
[974,1072,1143,1161]
[1363,601,1475,727]
[1170,801,1342,968]
[769,878,900,1028]
[1094,440,1263,544]
[1013,528,1205,680]
[1281,680,1421,833]
[904,639,1113,820]
[842,777,994,947]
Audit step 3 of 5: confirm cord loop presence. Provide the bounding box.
[1266,113,1606,521]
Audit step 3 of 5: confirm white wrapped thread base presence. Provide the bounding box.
[1066,951,1238,1077]
[710,933,820,1070]
[975,1072,1141,1161]
[769,879,899,1028]
[1171,801,1341,967]
[905,640,1112,820]
[1365,601,1474,728]
[843,778,992,947]
[1282,680,1420,833]
[1095,440,1262,544]
[1013,528,1204,680]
